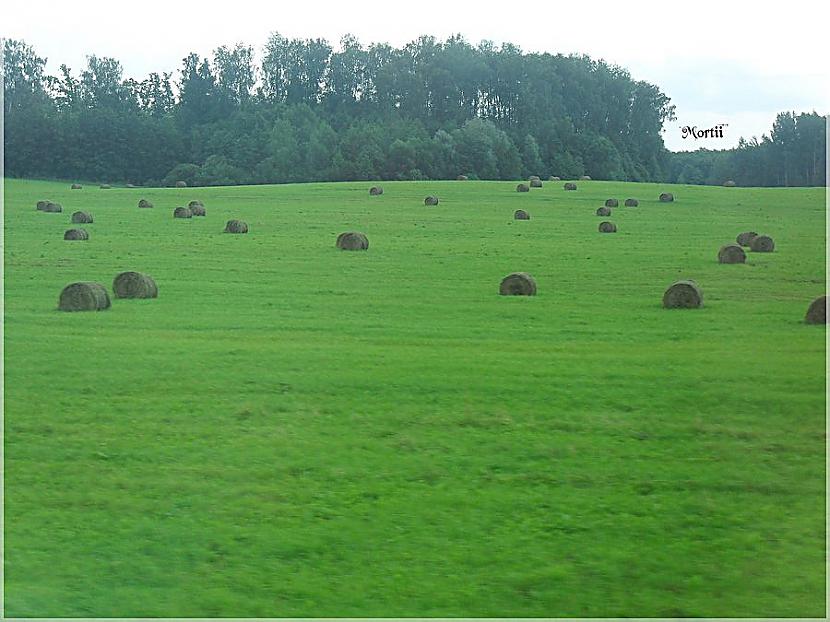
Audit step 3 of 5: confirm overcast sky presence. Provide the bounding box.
[4,0,828,151]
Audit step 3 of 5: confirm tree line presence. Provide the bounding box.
[3,36,825,187]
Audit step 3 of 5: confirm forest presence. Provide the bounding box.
[3,36,825,187]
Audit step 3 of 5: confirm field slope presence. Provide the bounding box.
[3,178,826,617]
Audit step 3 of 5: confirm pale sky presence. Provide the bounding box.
[4,0,828,151]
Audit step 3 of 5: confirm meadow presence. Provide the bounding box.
[3,177,826,617]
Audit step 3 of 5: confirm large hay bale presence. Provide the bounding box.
[580,175,592,181]
[190,205,206,216]
[71,183,82,189]
[598,221,617,233]
[456,175,468,181]
[805,296,827,324]
[369,186,383,195]
[175,180,187,188]
[516,183,530,193]
[43,202,62,213]
[596,206,612,217]
[528,175,540,182]
[336,231,369,250]
[663,280,703,309]
[749,235,774,252]
[138,199,153,208]
[499,272,537,296]
[424,195,439,206]
[36,200,49,211]
[64,228,89,241]
[58,282,111,312]
[224,219,248,233]
[71,211,93,224]
[549,176,561,181]
[605,198,619,207]
[736,231,758,247]
[173,207,192,219]
[564,182,577,191]
[514,209,530,220]
[188,200,204,208]
[723,180,736,187]
[529,179,543,188]
[659,192,674,202]
[624,198,639,207]
[718,244,746,264]
[113,271,158,299]
[99,184,111,189]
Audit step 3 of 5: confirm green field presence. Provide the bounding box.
[3,178,826,617]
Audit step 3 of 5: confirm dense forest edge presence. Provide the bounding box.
[2,36,826,187]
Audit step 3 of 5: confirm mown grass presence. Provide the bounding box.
[3,178,826,617]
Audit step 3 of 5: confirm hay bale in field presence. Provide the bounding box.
[605,198,619,208]
[564,182,577,191]
[718,244,746,264]
[596,206,612,217]
[528,175,540,182]
[805,296,827,324]
[188,200,204,208]
[36,200,49,210]
[549,176,561,181]
[190,204,206,216]
[71,211,93,224]
[175,180,187,188]
[113,271,158,299]
[723,180,736,187]
[580,175,592,181]
[499,272,537,296]
[456,175,468,181]
[369,186,383,195]
[173,207,192,218]
[424,195,439,206]
[530,179,543,188]
[336,231,369,250]
[663,280,703,309]
[99,184,111,189]
[71,183,82,189]
[749,235,774,252]
[64,228,89,241]
[58,282,111,312]
[514,209,530,220]
[43,202,62,213]
[659,192,674,202]
[224,219,248,233]
[138,199,153,208]
[625,198,639,207]
[598,221,617,233]
[736,231,758,247]
[126,183,136,188]
[516,183,530,192]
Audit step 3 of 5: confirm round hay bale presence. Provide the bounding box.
[805,296,827,324]
[659,192,674,202]
[580,175,592,181]
[549,176,561,182]
[456,175,468,181]
[718,244,746,264]
[36,200,49,211]
[605,198,619,208]
[598,221,617,233]
[723,180,736,187]
[71,211,93,224]
[663,280,703,309]
[64,228,89,241]
[113,271,158,299]
[58,282,111,312]
[529,179,543,188]
[736,231,758,247]
[188,200,204,208]
[596,206,612,217]
[190,205,206,216]
[424,195,439,206]
[624,198,639,207]
[499,272,537,296]
[138,199,153,208]
[564,182,577,191]
[224,219,248,234]
[528,175,540,182]
[336,231,369,250]
[43,202,63,213]
[99,184,111,189]
[126,183,137,188]
[749,235,774,252]
[173,207,192,219]
[514,209,530,220]
[71,183,82,190]
[369,186,383,195]
[175,180,187,188]
[516,183,530,193]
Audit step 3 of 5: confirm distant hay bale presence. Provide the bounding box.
[624,198,639,207]
[548,176,561,182]
[336,231,369,250]
[113,271,158,299]
[126,183,136,188]
[71,211,93,224]
[516,183,530,192]
[718,244,746,264]
[499,272,537,296]
[64,228,89,241]
[528,176,540,182]
[514,209,530,220]
[749,235,774,252]
[173,207,192,219]
[190,205,206,216]
[58,282,111,312]
[580,175,592,181]
[424,195,439,206]
[99,184,111,189]
[596,206,612,217]
[530,179,543,188]
[598,221,617,233]
[736,231,758,247]
[36,200,49,211]
[224,219,248,233]
[71,183,82,190]
[456,175,468,181]
[42,202,62,213]
[659,192,674,202]
[564,182,577,191]
[605,198,619,207]
[138,199,153,208]
[723,180,736,187]
[175,180,187,188]
[805,296,827,324]
[188,200,204,208]
[369,186,383,195]
[663,280,703,309]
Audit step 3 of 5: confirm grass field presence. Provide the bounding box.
[3,177,826,617]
